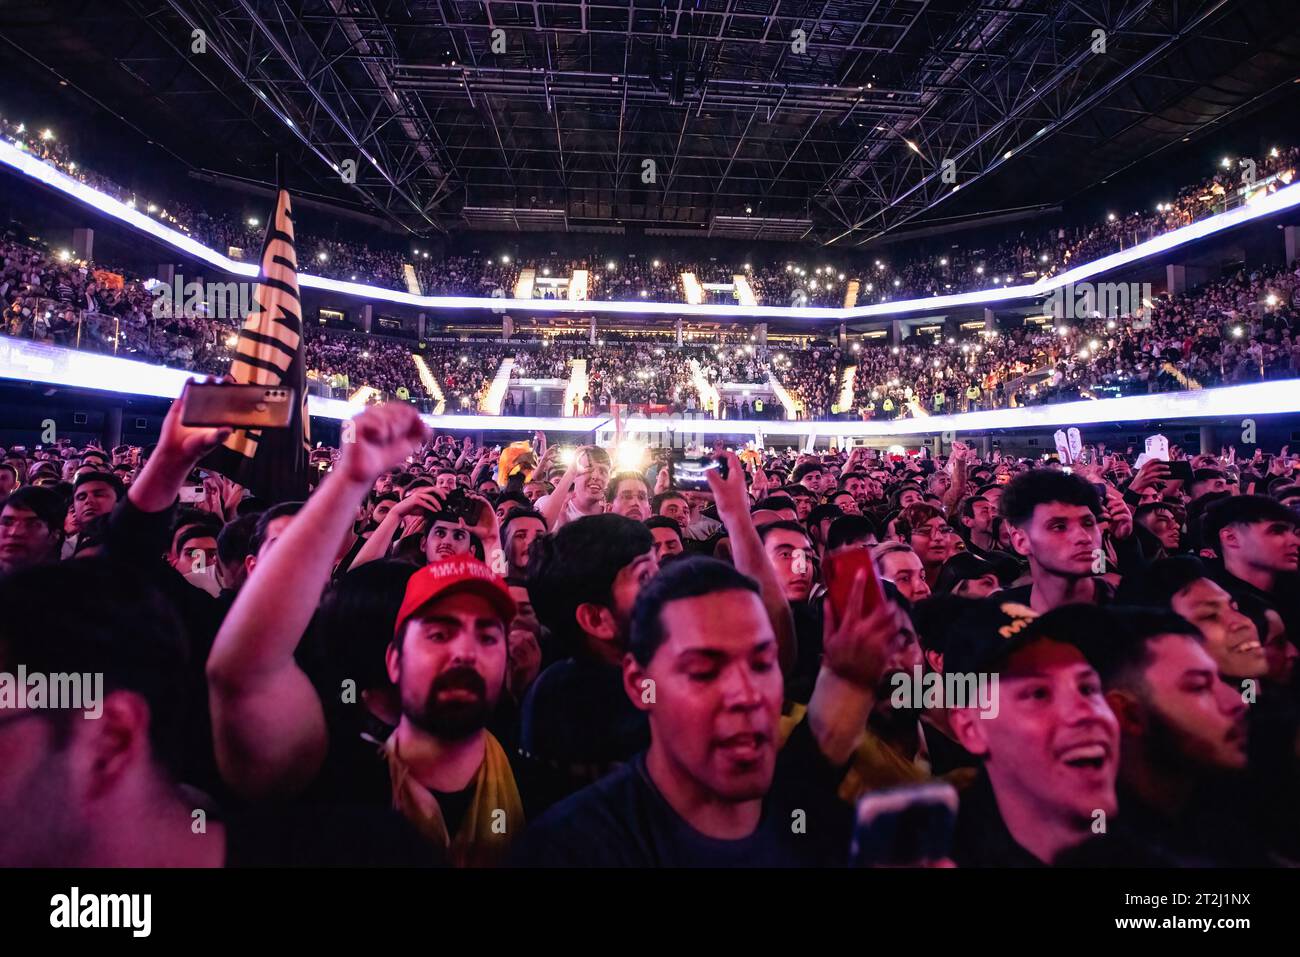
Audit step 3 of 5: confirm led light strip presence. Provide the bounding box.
[0,336,1291,436]
[5,136,1300,320]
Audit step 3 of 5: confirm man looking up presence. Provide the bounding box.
[999,470,1132,612]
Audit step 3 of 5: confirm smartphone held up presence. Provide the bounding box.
[180,382,296,429]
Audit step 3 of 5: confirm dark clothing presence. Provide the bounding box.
[104,496,225,795]
[221,798,441,867]
[951,771,1047,867]
[512,719,852,867]
[520,655,650,795]
[786,600,824,705]
[999,577,1114,610]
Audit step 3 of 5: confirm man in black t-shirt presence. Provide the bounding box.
[514,558,852,867]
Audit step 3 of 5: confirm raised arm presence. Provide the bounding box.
[206,403,429,798]
[806,575,902,765]
[350,486,443,570]
[707,451,796,675]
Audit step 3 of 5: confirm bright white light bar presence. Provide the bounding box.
[0,337,607,432]
[7,136,1300,321]
[1,336,1293,436]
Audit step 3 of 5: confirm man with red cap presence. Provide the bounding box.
[380,555,523,866]
[208,403,552,866]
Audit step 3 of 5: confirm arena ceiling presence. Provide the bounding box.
[2,0,1300,244]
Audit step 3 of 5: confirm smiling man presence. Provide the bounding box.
[947,607,1120,866]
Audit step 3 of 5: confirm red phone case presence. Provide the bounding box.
[824,548,885,621]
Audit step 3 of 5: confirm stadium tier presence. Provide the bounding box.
[6,0,1300,912]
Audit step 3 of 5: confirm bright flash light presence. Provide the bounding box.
[317,252,328,262]
[1221,157,1232,168]
[1089,340,1099,351]
[1266,294,1278,306]
[1232,326,1243,338]
[248,217,259,227]
[57,249,71,262]
[225,335,239,348]
[41,129,54,141]
[560,448,577,466]
[616,442,645,471]
[1106,320,1116,330]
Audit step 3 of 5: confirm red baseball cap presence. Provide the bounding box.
[393,556,517,638]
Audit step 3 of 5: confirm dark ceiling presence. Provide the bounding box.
[1,0,1298,244]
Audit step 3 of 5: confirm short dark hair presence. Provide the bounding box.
[605,471,650,503]
[1001,469,1101,528]
[792,462,825,483]
[249,501,304,556]
[174,520,221,556]
[73,471,124,499]
[216,512,260,567]
[0,463,17,481]
[500,507,547,546]
[827,515,877,551]
[3,485,66,533]
[1202,494,1298,554]
[629,557,760,666]
[526,514,654,651]
[0,559,190,776]
[1090,607,1204,695]
[319,559,418,683]
[756,494,796,513]
[651,490,687,514]
[807,503,844,530]
[757,519,811,544]
[1116,555,1209,606]
[1134,501,1176,523]
[644,516,683,542]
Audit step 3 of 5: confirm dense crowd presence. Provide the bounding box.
[5,394,1300,868]
[6,111,1295,304]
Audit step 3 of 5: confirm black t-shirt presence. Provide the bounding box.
[511,720,853,867]
[219,798,442,867]
[520,655,649,794]
[998,577,1113,610]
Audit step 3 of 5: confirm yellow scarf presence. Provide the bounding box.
[382,730,524,868]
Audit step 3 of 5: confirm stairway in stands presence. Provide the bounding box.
[480,357,515,414]
[562,358,589,416]
[411,353,446,415]
[766,372,799,420]
[838,365,857,413]
[689,359,721,415]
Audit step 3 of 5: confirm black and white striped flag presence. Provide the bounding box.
[203,186,310,503]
